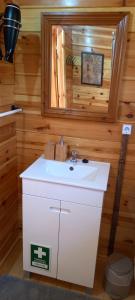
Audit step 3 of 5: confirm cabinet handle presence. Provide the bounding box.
[60,208,71,214]
[49,207,60,213]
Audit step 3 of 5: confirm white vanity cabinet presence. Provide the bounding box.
[23,194,60,279]
[20,157,110,288]
[22,179,103,288]
[57,200,101,287]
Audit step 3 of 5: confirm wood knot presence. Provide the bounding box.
[124,101,130,105]
[37,125,50,131]
[125,239,133,244]
[108,129,112,134]
[126,113,133,119]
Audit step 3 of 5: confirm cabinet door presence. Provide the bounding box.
[23,194,60,278]
[58,201,102,287]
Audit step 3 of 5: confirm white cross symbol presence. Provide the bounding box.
[34,247,46,259]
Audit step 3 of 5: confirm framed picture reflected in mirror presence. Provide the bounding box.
[81,52,104,86]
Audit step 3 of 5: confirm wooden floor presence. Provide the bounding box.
[0,240,135,300]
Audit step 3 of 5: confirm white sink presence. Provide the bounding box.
[20,156,110,191]
[45,159,98,180]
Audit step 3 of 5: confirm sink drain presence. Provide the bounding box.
[69,166,74,171]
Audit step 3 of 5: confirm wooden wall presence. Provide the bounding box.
[0,3,19,264]
[0,117,18,265]
[0,0,135,258]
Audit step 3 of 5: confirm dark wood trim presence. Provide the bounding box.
[108,133,129,255]
[41,12,129,122]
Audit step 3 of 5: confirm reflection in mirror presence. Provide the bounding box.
[41,12,129,122]
[51,25,116,113]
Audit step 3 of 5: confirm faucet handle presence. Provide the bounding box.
[71,149,78,157]
[70,149,78,162]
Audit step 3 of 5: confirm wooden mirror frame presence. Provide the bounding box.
[41,12,129,122]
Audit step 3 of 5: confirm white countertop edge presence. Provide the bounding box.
[22,176,107,192]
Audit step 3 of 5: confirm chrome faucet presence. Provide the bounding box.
[70,150,78,163]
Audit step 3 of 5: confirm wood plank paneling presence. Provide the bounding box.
[15,21,135,256]
[17,0,124,8]
[0,123,16,143]
[16,114,123,141]
[119,101,135,121]
[0,1,134,259]
[20,7,135,32]
[15,74,41,96]
[0,116,16,127]
[120,80,135,101]
[15,53,41,75]
[16,131,121,160]
[0,85,15,109]
[0,62,14,85]
[16,33,41,54]
[99,214,135,257]
[0,137,17,165]
[0,120,18,265]
[0,41,15,112]
[125,0,135,6]
[123,33,135,79]
[0,1,5,11]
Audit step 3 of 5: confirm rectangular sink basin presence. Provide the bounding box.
[20,156,110,191]
[45,159,98,180]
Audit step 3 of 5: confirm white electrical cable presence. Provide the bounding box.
[0,108,22,117]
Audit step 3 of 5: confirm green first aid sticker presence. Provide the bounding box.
[31,244,50,270]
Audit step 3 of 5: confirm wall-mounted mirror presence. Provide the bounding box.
[41,12,129,122]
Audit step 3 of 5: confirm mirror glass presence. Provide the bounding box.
[41,12,129,122]
[51,25,116,114]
